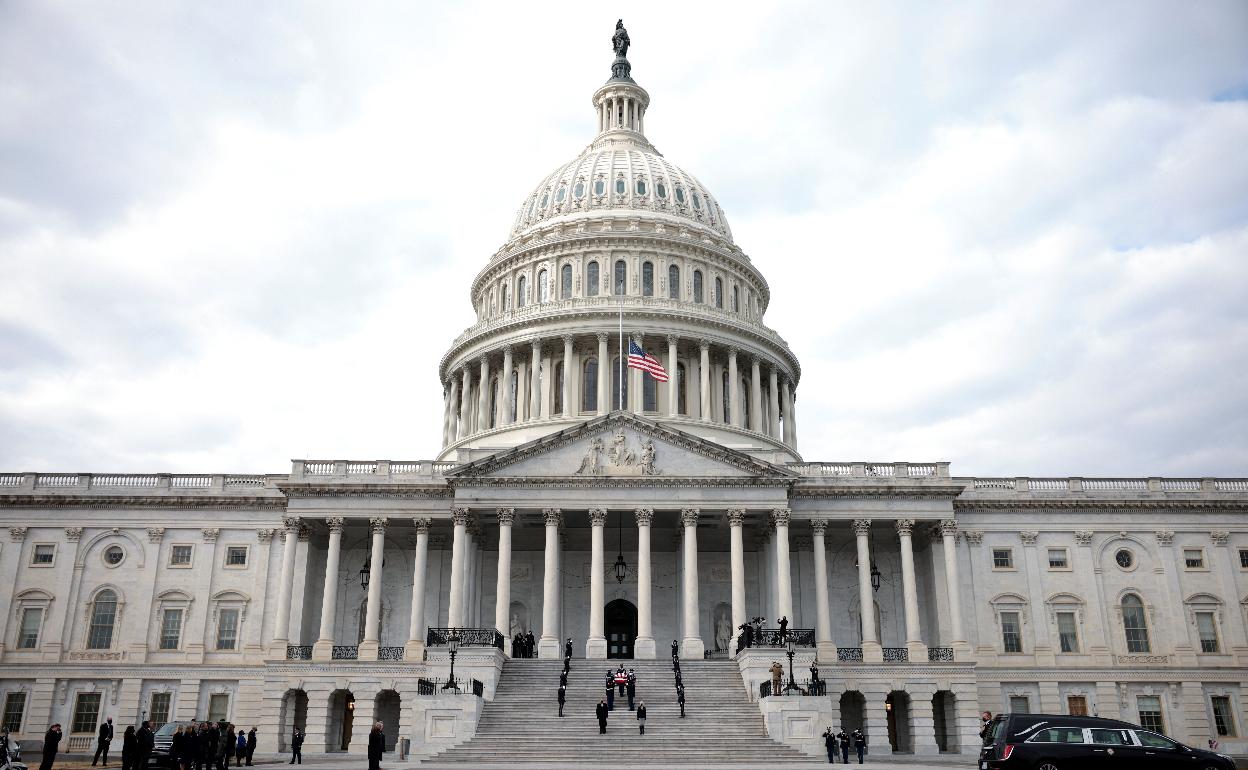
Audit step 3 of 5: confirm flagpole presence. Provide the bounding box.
[618,306,624,411]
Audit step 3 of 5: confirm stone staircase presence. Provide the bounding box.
[425,657,821,765]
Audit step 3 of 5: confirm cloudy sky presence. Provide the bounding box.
[1,1,1246,477]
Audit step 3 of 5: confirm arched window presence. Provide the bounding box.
[502,282,511,311]
[721,369,730,422]
[693,270,704,303]
[553,363,564,415]
[642,262,654,297]
[714,277,724,308]
[489,377,498,428]
[614,260,627,295]
[668,265,680,299]
[740,375,751,428]
[1122,594,1150,653]
[87,589,118,649]
[582,357,598,412]
[611,356,628,410]
[561,264,573,299]
[677,363,687,415]
[517,275,527,308]
[732,285,740,312]
[586,261,600,297]
[538,270,550,303]
[509,371,519,422]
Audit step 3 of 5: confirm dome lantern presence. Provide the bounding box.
[595,20,649,138]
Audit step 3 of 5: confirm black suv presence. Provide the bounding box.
[979,712,1235,769]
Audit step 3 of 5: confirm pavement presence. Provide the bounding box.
[264,756,976,769]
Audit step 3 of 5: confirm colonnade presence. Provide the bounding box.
[440,334,797,450]
[268,512,967,663]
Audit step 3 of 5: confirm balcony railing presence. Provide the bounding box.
[426,628,505,650]
[927,647,954,662]
[332,645,359,660]
[379,646,405,661]
[837,647,863,662]
[882,647,909,663]
[286,645,312,660]
[416,677,485,697]
[747,628,816,648]
[294,460,456,479]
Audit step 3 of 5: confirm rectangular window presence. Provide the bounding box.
[992,548,1014,569]
[1137,695,1165,733]
[1184,549,1205,569]
[17,607,42,649]
[224,546,248,567]
[1239,549,1248,569]
[1067,695,1088,716]
[1047,548,1069,569]
[71,692,102,734]
[216,609,239,650]
[1057,611,1080,653]
[207,693,229,722]
[1197,612,1220,653]
[149,692,171,728]
[31,544,55,566]
[169,545,193,567]
[1008,695,1030,714]
[159,609,182,650]
[1001,611,1022,653]
[2,692,25,733]
[1211,696,1237,737]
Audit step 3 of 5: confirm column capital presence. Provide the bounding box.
[413,518,433,534]
[1155,529,1175,546]
[666,334,678,346]
[147,527,166,543]
[750,355,761,369]
[771,508,791,526]
[725,508,746,527]
[895,518,915,537]
[281,516,302,532]
[597,332,609,344]
[680,508,700,528]
[325,517,345,533]
[1211,530,1230,546]
[8,526,27,543]
[298,524,312,542]
[478,353,489,367]
[634,507,654,527]
[530,339,543,354]
[256,528,276,543]
[698,338,710,351]
[588,508,608,526]
[963,530,984,546]
[542,508,563,527]
[851,519,872,537]
[1019,530,1038,545]
[938,519,958,538]
[562,334,575,346]
[201,528,219,543]
[809,519,828,536]
[451,507,472,526]
[369,517,389,535]
[496,508,516,526]
[1073,530,1093,546]
[794,536,812,551]
[502,344,514,358]
[726,346,738,360]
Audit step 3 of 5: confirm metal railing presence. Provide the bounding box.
[759,678,823,698]
[927,647,954,662]
[379,646,405,660]
[882,647,909,663]
[837,647,863,662]
[747,628,816,648]
[286,645,312,660]
[332,645,359,660]
[426,627,505,650]
[415,677,484,697]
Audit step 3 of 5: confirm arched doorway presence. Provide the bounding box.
[278,689,308,751]
[605,599,637,659]
[886,691,912,753]
[933,691,957,752]
[374,691,401,751]
[839,691,865,734]
[327,690,355,751]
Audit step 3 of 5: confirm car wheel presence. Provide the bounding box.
[1036,763,1060,770]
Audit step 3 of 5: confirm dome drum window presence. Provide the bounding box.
[555,185,567,204]
[539,191,549,208]
[614,177,627,196]
[103,546,125,567]
[573,180,586,199]
[635,178,648,196]
[594,178,606,197]
[656,182,667,199]
[675,186,687,204]
[1115,549,1135,570]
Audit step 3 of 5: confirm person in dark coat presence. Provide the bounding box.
[118,725,136,770]
[852,729,866,764]
[636,702,646,735]
[525,632,536,658]
[245,728,257,766]
[821,727,836,763]
[38,724,62,770]
[595,699,608,734]
[677,684,686,717]
[234,730,246,767]
[559,669,568,687]
[670,640,679,660]
[288,729,303,764]
[169,727,185,770]
[223,727,236,768]
[557,685,566,717]
[778,615,789,641]
[604,671,614,710]
[837,728,850,764]
[564,638,573,659]
[626,669,636,710]
[93,717,114,766]
[136,721,154,770]
[204,724,219,770]
[366,721,384,770]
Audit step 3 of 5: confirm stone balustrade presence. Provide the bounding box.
[0,472,283,493]
[290,460,456,479]
[962,476,1247,494]
[790,462,950,479]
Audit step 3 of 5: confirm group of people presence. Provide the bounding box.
[164,722,256,769]
[671,643,686,717]
[735,615,789,653]
[603,666,638,711]
[556,640,573,717]
[821,727,868,764]
[510,630,538,658]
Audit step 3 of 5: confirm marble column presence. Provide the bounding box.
[596,333,609,415]
[500,346,514,426]
[699,340,711,422]
[441,381,452,446]
[562,335,574,417]
[773,508,794,621]
[529,341,542,420]
[312,517,345,661]
[494,509,515,645]
[810,519,835,663]
[359,517,387,660]
[896,519,926,659]
[405,518,431,659]
[781,377,794,447]
[666,335,679,417]
[459,367,472,438]
[447,508,469,628]
[270,516,301,651]
[727,348,741,427]
[680,508,705,658]
[587,508,608,658]
[634,508,656,658]
[768,367,780,438]
[749,357,763,432]
[727,509,747,641]
[938,520,970,660]
[853,519,882,662]
[538,508,562,658]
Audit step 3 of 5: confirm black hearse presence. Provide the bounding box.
[979,712,1235,769]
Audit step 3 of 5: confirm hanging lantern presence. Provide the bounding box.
[359,559,371,591]
[613,513,628,583]
[870,563,882,592]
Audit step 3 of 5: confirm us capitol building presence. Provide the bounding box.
[1,24,1246,762]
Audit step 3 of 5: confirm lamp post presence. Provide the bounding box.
[783,636,799,694]
[442,632,461,691]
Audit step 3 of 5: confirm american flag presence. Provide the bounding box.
[627,339,669,382]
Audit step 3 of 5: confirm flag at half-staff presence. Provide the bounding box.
[627,338,669,382]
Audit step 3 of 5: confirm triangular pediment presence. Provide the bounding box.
[445,412,796,481]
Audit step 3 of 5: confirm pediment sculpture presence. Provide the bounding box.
[575,428,660,477]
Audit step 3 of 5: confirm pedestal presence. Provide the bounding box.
[906,640,928,661]
[816,640,837,665]
[633,637,656,659]
[586,637,607,659]
[311,640,334,662]
[681,637,705,659]
[404,640,426,662]
[862,641,883,664]
[538,639,560,659]
[357,640,379,660]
